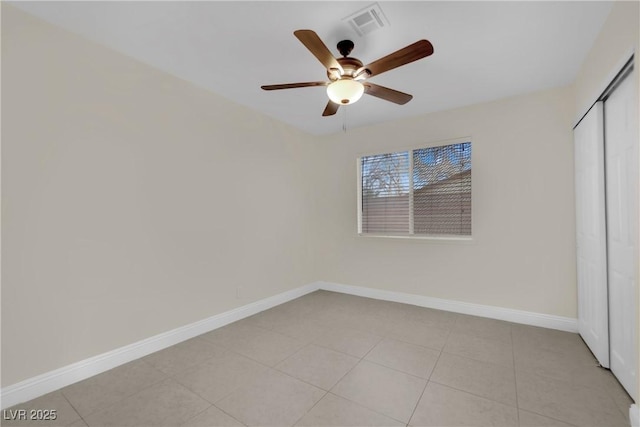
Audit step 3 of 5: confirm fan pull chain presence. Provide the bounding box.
[342,105,348,133]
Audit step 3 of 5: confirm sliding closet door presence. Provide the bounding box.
[574,102,609,367]
[604,70,638,400]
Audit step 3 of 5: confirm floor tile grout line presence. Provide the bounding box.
[61,360,170,421]
[58,389,85,426]
[324,389,408,425]
[328,391,411,426]
[163,347,297,426]
[405,337,446,426]
[167,358,260,408]
[144,379,216,427]
[176,403,216,427]
[208,402,249,427]
[326,335,381,394]
[285,320,367,427]
[313,336,410,426]
[426,379,518,409]
[198,335,307,371]
[271,344,365,391]
[448,329,514,346]
[378,334,448,353]
[73,377,196,425]
[169,360,270,425]
[438,345,515,368]
[289,389,330,426]
[155,342,237,379]
[513,370,629,426]
[309,334,383,359]
[167,349,299,408]
[378,332,447,354]
[440,334,516,369]
[200,315,397,367]
[201,320,304,348]
[271,364,342,394]
[271,341,315,370]
[268,321,332,342]
[515,363,633,400]
[510,325,520,427]
[517,408,580,427]
[423,327,520,410]
[182,340,335,409]
[361,358,435,382]
[285,322,439,425]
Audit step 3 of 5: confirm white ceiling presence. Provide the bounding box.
[12,1,613,135]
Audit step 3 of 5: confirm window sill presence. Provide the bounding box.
[357,233,474,243]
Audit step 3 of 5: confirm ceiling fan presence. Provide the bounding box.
[261,30,434,117]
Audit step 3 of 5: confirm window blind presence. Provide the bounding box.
[360,142,471,236]
[361,151,410,234]
[413,143,471,235]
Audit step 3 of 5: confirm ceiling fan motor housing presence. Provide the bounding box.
[328,57,364,80]
[326,40,366,80]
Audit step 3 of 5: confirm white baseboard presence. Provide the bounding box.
[0,282,320,410]
[1,280,580,409]
[318,281,578,333]
[631,404,639,427]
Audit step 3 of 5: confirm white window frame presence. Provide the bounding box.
[356,137,473,241]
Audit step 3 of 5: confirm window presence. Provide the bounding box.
[358,141,471,237]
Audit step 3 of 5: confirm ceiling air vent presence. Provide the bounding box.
[343,3,389,37]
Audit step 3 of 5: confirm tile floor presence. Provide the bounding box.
[3,291,634,427]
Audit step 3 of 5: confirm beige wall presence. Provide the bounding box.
[1,6,318,386]
[313,86,577,318]
[573,0,639,402]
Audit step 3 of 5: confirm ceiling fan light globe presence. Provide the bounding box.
[327,79,364,105]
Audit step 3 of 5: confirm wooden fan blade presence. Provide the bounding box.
[294,30,343,74]
[261,82,328,90]
[363,40,433,78]
[364,83,413,105]
[322,101,339,116]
